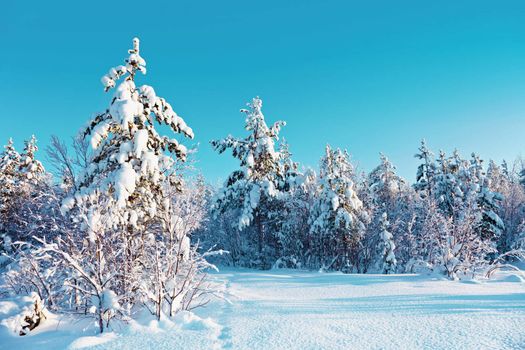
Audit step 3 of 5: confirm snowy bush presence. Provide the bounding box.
[2,293,47,336]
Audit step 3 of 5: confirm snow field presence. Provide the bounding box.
[2,269,525,350]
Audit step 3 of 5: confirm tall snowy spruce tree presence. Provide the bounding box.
[38,37,213,331]
[378,212,397,274]
[433,150,464,217]
[0,139,21,252]
[486,160,525,252]
[410,145,506,278]
[274,139,312,268]
[414,139,436,198]
[368,153,406,211]
[0,136,52,252]
[365,154,408,271]
[1,135,68,318]
[14,136,57,240]
[473,164,505,243]
[211,97,290,269]
[308,145,366,272]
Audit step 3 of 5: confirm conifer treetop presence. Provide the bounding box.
[62,38,194,220]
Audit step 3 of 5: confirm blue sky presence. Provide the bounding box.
[1,0,525,182]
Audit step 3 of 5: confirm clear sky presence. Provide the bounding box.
[1,0,525,182]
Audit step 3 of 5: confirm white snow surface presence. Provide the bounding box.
[1,269,525,349]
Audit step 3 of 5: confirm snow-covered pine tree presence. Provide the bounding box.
[414,139,436,198]
[363,154,406,272]
[476,177,505,242]
[1,136,70,314]
[211,97,287,269]
[18,136,46,186]
[406,148,466,274]
[55,38,200,327]
[378,212,397,274]
[368,153,406,211]
[65,37,193,215]
[450,150,471,196]
[409,151,501,279]
[275,164,316,269]
[519,166,525,190]
[0,136,54,253]
[439,193,497,280]
[308,145,365,272]
[413,198,445,271]
[277,138,302,192]
[272,138,312,268]
[463,153,504,249]
[501,159,511,177]
[396,210,421,272]
[433,150,464,218]
[486,160,525,253]
[14,136,60,243]
[0,139,21,255]
[487,160,506,193]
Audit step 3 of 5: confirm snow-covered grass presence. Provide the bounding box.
[1,269,525,349]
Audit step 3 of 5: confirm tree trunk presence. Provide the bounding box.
[98,297,104,333]
[256,213,265,268]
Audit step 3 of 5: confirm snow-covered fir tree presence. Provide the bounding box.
[408,150,503,278]
[275,167,315,268]
[272,138,312,268]
[14,136,51,237]
[368,153,406,211]
[0,139,21,255]
[463,154,504,246]
[433,150,464,217]
[20,37,212,331]
[0,136,54,253]
[378,213,397,274]
[358,155,393,272]
[476,176,505,242]
[414,139,436,198]
[308,145,366,272]
[1,136,68,312]
[486,160,525,252]
[365,154,417,272]
[65,37,194,215]
[18,136,46,186]
[211,97,288,269]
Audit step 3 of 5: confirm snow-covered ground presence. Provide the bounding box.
[1,269,525,349]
